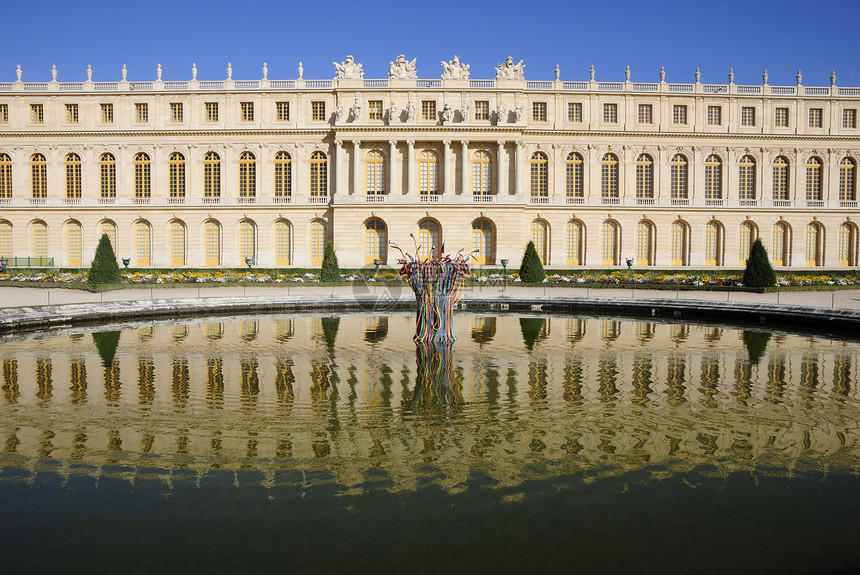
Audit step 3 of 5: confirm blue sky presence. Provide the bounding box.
[1,0,856,87]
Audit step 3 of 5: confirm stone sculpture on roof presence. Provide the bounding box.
[495,56,525,81]
[389,54,417,79]
[441,55,470,79]
[333,55,364,79]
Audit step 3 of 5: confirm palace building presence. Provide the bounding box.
[0,57,858,270]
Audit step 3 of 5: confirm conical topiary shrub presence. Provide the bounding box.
[320,241,340,282]
[518,241,546,283]
[742,238,776,288]
[87,234,122,289]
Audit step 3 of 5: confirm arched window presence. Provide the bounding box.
[169,152,185,198]
[31,153,47,198]
[806,222,824,266]
[671,221,689,266]
[33,220,48,261]
[239,151,256,197]
[705,221,723,266]
[635,220,654,266]
[100,220,117,251]
[772,222,790,266]
[170,220,186,266]
[239,219,256,264]
[530,152,548,197]
[275,219,292,265]
[274,151,291,197]
[635,154,653,199]
[704,154,722,200]
[310,151,327,197]
[67,221,82,266]
[566,220,584,265]
[0,221,12,259]
[0,153,11,199]
[839,222,858,266]
[738,221,757,265]
[204,152,221,198]
[65,153,82,199]
[310,219,327,265]
[601,153,619,198]
[472,150,492,196]
[772,156,789,201]
[136,220,151,266]
[601,220,619,265]
[100,153,116,199]
[565,152,583,198]
[531,219,548,264]
[418,150,438,196]
[471,218,494,265]
[134,152,150,199]
[205,220,221,266]
[670,154,687,199]
[366,150,386,195]
[418,218,441,260]
[738,155,756,200]
[364,218,387,264]
[840,157,856,202]
[806,157,823,201]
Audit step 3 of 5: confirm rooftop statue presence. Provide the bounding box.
[495,56,525,81]
[389,54,417,79]
[333,55,364,79]
[441,55,470,79]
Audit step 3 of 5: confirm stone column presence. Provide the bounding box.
[460,140,469,195]
[793,150,803,203]
[333,140,343,196]
[352,140,361,195]
[442,140,451,195]
[388,140,398,195]
[497,140,507,196]
[405,140,415,195]
[515,141,525,195]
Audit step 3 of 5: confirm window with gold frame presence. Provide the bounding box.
[839,157,856,201]
[565,220,583,265]
[806,157,823,201]
[844,109,857,129]
[136,220,151,266]
[471,218,494,265]
[204,152,221,197]
[65,104,79,124]
[809,108,823,128]
[418,150,438,195]
[471,150,492,195]
[31,153,47,198]
[33,221,48,260]
[239,151,256,197]
[0,220,13,259]
[532,102,547,122]
[205,220,221,266]
[0,153,11,199]
[565,152,583,197]
[67,221,82,266]
[276,101,290,122]
[65,153,81,198]
[805,222,823,266]
[0,103,8,124]
[205,102,218,122]
[310,219,326,265]
[135,103,148,123]
[741,106,755,127]
[772,222,789,266]
[530,219,548,264]
[274,151,292,197]
[239,219,256,264]
[707,105,721,126]
[240,102,254,122]
[738,155,756,200]
[530,152,548,197]
[774,107,789,127]
[311,101,325,121]
[169,152,185,198]
[772,156,789,201]
[134,152,151,198]
[601,220,619,265]
[275,219,291,265]
[704,155,722,199]
[170,220,186,266]
[635,220,654,266]
[170,102,183,123]
[671,221,688,266]
[31,104,44,124]
[100,103,113,123]
[672,104,687,125]
[309,151,327,196]
[364,218,387,264]
[635,154,653,198]
[421,100,436,121]
[475,101,489,121]
[568,102,582,123]
[601,153,618,198]
[637,104,652,124]
[603,103,617,123]
[368,100,383,120]
[670,154,687,199]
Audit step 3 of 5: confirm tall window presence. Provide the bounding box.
[239,220,256,264]
[472,150,492,195]
[31,153,47,198]
[532,102,547,122]
[309,151,327,196]
[809,108,823,128]
[471,218,494,265]
[169,152,185,198]
[240,102,254,122]
[310,219,326,265]
[136,220,151,266]
[418,219,441,259]
[276,102,290,122]
[773,156,789,201]
[741,107,755,126]
[772,222,789,266]
[704,155,722,200]
[274,152,292,197]
[635,154,653,199]
[634,221,653,266]
[33,221,48,261]
[566,220,583,265]
[239,151,256,197]
[531,220,548,264]
[738,221,756,265]
[65,153,82,199]
[600,153,618,198]
[603,103,617,123]
[311,101,325,121]
[170,220,186,266]
[671,221,688,266]
[205,220,221,266]
[670,154,688,199]
[0,103,9,124]
[65,104,79,124]
[738,155,756,200]
[707,106,721,126]
[638,104,652,124]
[774,108,789,127]
[673,105,687,125]
[421,101,436,121]
[530,152,548,197]
[364,218,387,264]
[565,152,583,197]
[839,223,857,266]
[275,219,292,265]
[204,152,221,197]
[568,103,582,122]
[705,221,723,266]
[806,157,823,201]
[0,153,12,199]
[601,221,619,266]
[365,150,386,195]
[418,150,438,195]
[67,221,82,266]
[806,222,824,266]
[101,221,117,251]
[839,157,856,201]
[99,153,116,199]
[100,103,113,123]
[134,152,151,198]
[0,221,12,259]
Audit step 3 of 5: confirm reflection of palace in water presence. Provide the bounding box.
[1,313,858,491]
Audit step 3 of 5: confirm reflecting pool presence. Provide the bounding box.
[1,312,859,573]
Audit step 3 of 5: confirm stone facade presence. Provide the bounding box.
[0,60,858,269]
